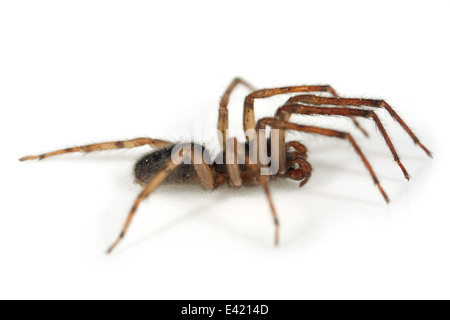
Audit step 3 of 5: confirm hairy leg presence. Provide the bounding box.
[218,78,255,148]
[276,104,411,179]
[243,85,367,135]
[107,144,215,253]
[233,137,280,245]
[20,138,174,161]
[225,137,244,187]
[241,84,367,173]
[286,95,432,158]
[257,117,390,203]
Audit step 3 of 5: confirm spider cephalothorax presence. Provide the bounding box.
[20,77,432,253]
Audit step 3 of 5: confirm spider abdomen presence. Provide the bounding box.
[134,144,209,185]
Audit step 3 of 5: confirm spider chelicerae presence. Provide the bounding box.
[20,77,432,253]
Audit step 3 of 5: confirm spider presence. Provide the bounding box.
[20,77,432,253]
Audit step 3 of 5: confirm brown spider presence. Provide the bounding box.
[20,77,432,253]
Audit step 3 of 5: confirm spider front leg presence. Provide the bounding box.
[242,85,368,138]
[257,118,390,204]
[19,138,174,161]
[276,103,412,180]
[287,95,432,158]
[241,84,368,174]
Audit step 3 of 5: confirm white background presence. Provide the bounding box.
[1,1,449,299]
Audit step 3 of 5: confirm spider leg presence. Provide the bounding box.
[242,84,367,174]
[107,158,180,254]
[257,117,390,204]
[240,137,279,245]
[218,78,255,148]
[242,85,368,137]
[225,137,244,187]
[19,138,174,161]
[222,136,279,245]
[107,144,215,253]
[219,78,281,241]
[258,172,279,246]
[287,95,432,158]
[276,104,411,180]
